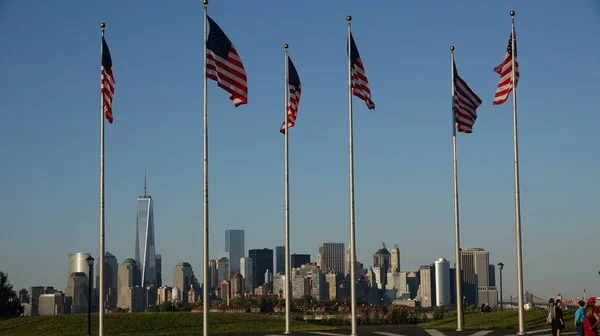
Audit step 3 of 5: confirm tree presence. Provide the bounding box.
[0,272,23,320]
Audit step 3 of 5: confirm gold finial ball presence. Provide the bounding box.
[203,0,208,4]
[510,10,515,16]
[100,22,106,28]
[346,15,352,21]
[450,45,455,51]
[283,43,289,49]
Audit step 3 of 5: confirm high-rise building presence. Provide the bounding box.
[96,252,118,308]
[460,247,496,307]
[248,248,273,290]
[240,257,253,293]
[418,264,436,307]
[391,245,401,272]
[488,264,496,287]
[275,246,285,274]
[208,259,218,290]
[173,262,194,303]
[434,258,450,306]
[216,253,230,284]
[68,253,94,281]
[155,254,162,287]
[291,254,310,268]
[225,230,245,275]
[135,171,158,287]
[318,242,345,273]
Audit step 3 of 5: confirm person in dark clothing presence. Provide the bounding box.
[553,299,565,336]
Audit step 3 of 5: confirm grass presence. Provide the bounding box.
[0,312,337,336]
[421,308,577,330]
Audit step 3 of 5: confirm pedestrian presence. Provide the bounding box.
[548,298,556,325]
[588,297,599,321]
[584,305,598,336]
[576,300,586,336]
[554,299,565,336]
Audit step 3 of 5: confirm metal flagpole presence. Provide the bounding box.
[99,21,107,336]
[449,46,464,332]
[509,10,526,336]
[346,15,358,336]
[283,43,291,336]
[202,1,210,335]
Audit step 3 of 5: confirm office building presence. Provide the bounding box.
[418,264,436,307]
[173,262,194,303]
[216,252,230,284]
[225,230,245,275]
[134,172,158,287]
[318,242,345,273]
[65,272,88,313]
[96,251,118,308]
[391,245,401,272]
[156,254,162,287]
[68,253,93,281]
[460,247,495,306]
[248,248,273,290]
[275,246,285,274]
[291,253,310,268]
[240,257,253,293]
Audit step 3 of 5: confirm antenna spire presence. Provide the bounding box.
[144,166,147,197]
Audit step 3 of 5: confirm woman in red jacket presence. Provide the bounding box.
[584,305,599,336]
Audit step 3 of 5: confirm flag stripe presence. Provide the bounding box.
[101,36,114,123]
[280,56,302,133]
[349,34,375,110]
[206,16,248,107]
[493,33,519,105]
[453,62,482,133]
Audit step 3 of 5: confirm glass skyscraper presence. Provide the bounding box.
[135,183,157,287]
[225,229,245,274]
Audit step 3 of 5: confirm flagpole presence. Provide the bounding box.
[283,43,292,335]
[202,1,210,335]
[98,21,107,336]
[509,10,526,336]
[346,15,358,336]
[449,45,464,332]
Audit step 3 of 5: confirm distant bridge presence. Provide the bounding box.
[502,292,586,308]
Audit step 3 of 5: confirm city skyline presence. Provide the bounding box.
[2,0,599,300]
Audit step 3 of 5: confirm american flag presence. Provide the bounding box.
[206,16,248,107]
[453,61,482,133]
[493,32,519,105]
[280,56,301,134]
[101,36,115,123]
[348,33,375,110]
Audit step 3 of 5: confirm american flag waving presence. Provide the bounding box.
[101,36,115,123]
[453,61,482,133]
[493,33,519,105]
[280,56,301,134]
[349,33,375,110]
[206,16,248,107]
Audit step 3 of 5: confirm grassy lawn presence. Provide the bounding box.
[421,309,577,330]
[0,312,337,336]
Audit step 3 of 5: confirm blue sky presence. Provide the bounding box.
[1,1,599,300]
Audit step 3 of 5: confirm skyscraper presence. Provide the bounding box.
[318,242,345,273]
[248,248,273,290]
[225,230,245,275]
[434,258,450,306]
[135,171,157,287]
[275,246,285,274]
[460,247,495,306]
[391,244,401,272]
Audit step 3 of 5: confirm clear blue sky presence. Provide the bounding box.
[1,1,599,300]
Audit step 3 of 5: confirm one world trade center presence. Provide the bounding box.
[135,170,157,287]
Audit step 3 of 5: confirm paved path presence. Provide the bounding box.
[258,326,579,336]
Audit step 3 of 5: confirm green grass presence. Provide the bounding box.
[421,309,576,330]
[0,312,337,336]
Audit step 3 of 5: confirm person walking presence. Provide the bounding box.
[554,299,566,336]
[576,300,587,336]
